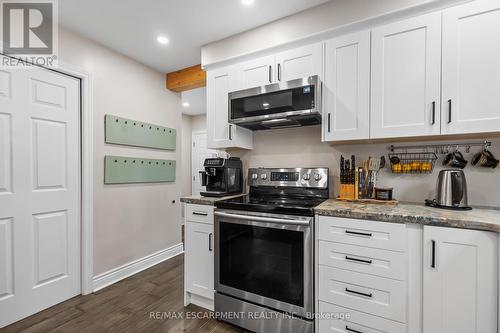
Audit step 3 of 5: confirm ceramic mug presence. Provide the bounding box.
[471,149,499,168]
[443,150,468,169]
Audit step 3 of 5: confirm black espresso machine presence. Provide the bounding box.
[199,157,243,197]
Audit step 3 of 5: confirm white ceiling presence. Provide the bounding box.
[59,0,329,73]
[181,87,206,116]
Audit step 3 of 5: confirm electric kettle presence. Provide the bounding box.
[426,169,472,210]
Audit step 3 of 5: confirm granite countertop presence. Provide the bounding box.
[315,199,500,233]
[180,193,247,206]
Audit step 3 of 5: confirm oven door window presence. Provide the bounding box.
[230,85,315,120]
[219,221,304,307]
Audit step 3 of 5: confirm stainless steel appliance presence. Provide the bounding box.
[228,76,322,130]
[199,157,243,197]
[426,169,471,210]
[214,167,329,333]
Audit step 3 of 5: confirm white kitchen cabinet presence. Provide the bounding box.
[323,31,370,141]
[184,203,215,310]
[206,66,253,149]
[441,0,500,135]
[232,55,275,90]
[371,12,441,139]
[423,226,498,333]
[275,43,323,82]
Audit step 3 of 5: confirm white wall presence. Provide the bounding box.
[59,29,184,276]
[228,126,500,208]
[201,0,467,67]
[181,115,193,197]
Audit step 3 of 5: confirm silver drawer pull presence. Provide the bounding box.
[345,288,372,298]
[345,230,372,237]
[345,256,373,265]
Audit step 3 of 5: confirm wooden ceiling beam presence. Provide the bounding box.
[166,64,206,92]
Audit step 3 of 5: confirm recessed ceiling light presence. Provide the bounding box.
[241,0,254,6]
[182,102,190,108]
[157,35,169,45]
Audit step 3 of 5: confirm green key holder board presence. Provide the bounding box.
[104,156,176,184]
[105,115,176,150]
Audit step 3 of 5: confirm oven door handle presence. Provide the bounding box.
[215,211,311,226]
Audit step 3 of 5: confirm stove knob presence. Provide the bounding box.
[302,174,311,181]
[251,173,258,180]
[261,173,268,180]
[314,173,322,181]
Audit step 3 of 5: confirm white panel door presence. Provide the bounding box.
[371,12,441,139]
[192,132,219,195]
[323,31,370,141]
[233,55,275,90]
[423,226,497,333]
[275,43,323,82]
[0,62,80,328]
[184,221,214,300]
[442,0,500,135]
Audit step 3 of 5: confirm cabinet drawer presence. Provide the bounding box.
[318,217,406,252]
[318,302,407,333]
[319,266,406,323]
[185,204,214,224]
[319,241,406,281]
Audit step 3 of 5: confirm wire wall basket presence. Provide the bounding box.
[388,151,438,174]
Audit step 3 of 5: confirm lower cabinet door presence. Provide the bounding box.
[423,226,498,333]
[318,302,407,333]
[185,221,214,300]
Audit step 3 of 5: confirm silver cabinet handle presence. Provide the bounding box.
[215,211,311,226]
[208,233,213,252]
[277,63,281,81]
[269,65,272,83]
[431,101,436,125]
[345,288,372,298]
[228,124,232,140]
[431,240,436,268]
[327,113,331,133]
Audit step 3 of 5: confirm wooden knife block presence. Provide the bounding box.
[338,184,356,200]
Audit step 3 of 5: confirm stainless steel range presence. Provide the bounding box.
[214,167,329,333]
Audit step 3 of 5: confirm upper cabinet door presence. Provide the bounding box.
[275,43,323,82]
[207,67,231,148]
[323,31,370,142]
[423,226,497,333]
[207,66,253,150]
[233,55,275,91]
[371,12,441,139]
[442,0,500,135]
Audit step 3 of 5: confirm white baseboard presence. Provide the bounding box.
[92,243,184,292]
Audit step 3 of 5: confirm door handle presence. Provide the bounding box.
[277,63,281,81]
[208,233,213,251]
[431,240,436,268]
[345,288,373,298]
[269,65,272,83]
[431,101,436,125]
[346,326,364,333]
[448,99,452,124]
[345,256,372,265]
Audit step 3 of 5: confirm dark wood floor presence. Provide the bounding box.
[2,254,246,333]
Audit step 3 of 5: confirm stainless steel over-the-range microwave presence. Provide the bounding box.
[228,75,322,130]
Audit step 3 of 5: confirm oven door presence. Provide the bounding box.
[214,209,313,318]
